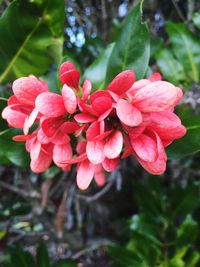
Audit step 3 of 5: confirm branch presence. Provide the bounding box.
[72,239,113,259]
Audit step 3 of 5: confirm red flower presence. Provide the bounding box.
[2,76,48,134]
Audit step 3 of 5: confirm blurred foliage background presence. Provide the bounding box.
[0,0,200,266]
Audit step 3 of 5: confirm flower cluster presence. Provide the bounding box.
[2,62,186,190]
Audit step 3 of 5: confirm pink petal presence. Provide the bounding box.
[76,140,87,154]
[126,79,150,100]
[90,91,113,115]
[137,132,167,175]
[41,117,64,137]
[86,121,101,141]
[59,61,80,89]
[148,72,162,82]
[94,165,106,186]
[13,132,37,142]
[30,139,41,161]
[31,149,52,173]
[77,97,96,114]
[37,128,51,144]
[93,130,113,142]
[124,125,145,139]
[102,157,119,172]
[2,106,26,128]
[62,85,77,114]
[132,81,183,112]
[106,70,135,96]
[104,130,123,159]
[147,111,186,140]
[50,130,70,145]
[116,99,142,127]
[130,134,158,162]
[35,92,66,117]
[23,108,39,135]
[60,121,80,134]
[82,79,92,101]
[53,143,72,167]
[86,140,105,164]
[74,113,96,123]
[13,76,48,106]
[76,160,95,190]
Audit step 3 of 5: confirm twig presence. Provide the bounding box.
[0,180,40,199]
[71,239,113,259]
[171,0,186,23]
[49,171,69,197]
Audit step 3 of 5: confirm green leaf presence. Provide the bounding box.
[0,128,29,168]
[186,251,200,267]
[54,260,77,267]
[9,247,36,267]
[166,22,200,82]
[105,1,150,84]
[0,0,64,84]
[192,11,200,29]
[176,215,198,245]
[83,43,115,89]
[108,245,147,267]
[156,48,185,85]
[36,242,50,267]
[167,108,200,158]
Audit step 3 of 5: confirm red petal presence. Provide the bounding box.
[41,117,64,137]
[76,160,95,190]
[53,143,72,167]
[106,70,135,96]
[137,132,167,175]
[104,130,123,159]
[82,79,92,101]
[148,72,162,82]
[31,149,52,173]
[60,121,80,134]
[23,108,39,135]
[86,140,105,164]
[62,85,77,114]
[130,134,158,162]
[76,140,87,154]
[13,132,37,142]
[2,106,26,128]
[37,128,51,144]
[50,131,70,145]
[116,99,142,127]
[147,111,186,140]
[13,76,48,106]
[86,121,100,141]
[133,81,183,112]
[94,165,106,186]
[59,61,80,89]
[102,157,119,172]
[30,139,41,161]
[35,92,66,117]
[90,91,113,116]
[74,113,96,123]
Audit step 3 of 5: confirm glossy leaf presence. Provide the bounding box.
[36,242,50,267]
[193,11,200,29]
[166,22,200,82]
[156,48,185,85]
[0,129,29,168]
[0,0,65,84]
[83,43,115,89]
[167,108,200,158]
[176,215,198,245]
[105,2,150,84]
[54,260,77,267]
